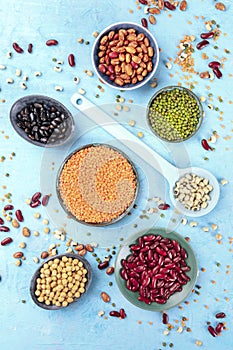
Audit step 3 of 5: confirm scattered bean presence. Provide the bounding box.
[213,67,222,79]
[15,259,21,267]
[22,227,30,237]
[98,261,109,270]
[101,291,110,303]
[46,39,58,46]
[0,218,4,225]
[164,1,176,10]
[119,308,126,319]
[196,40,209,50]
[180,0,187,11]
[40,251,49,259]
[158,203,170,210]
[15,210,24,222]
[13,252,23,258]
[141,18,148,28]
[106,267,114,275]
[28,43,33,53]
[208,325,217,337]
[215,2,226,11]
[162,312,169,324]
[215,322,224,333]
[200,32,214,39]
[12,42,24,53]
[109,311,121,317]
[0,226,10,232]
[12,219,19,228]
[216,312,226,319]
[201,139,212,151]
[1,237,13,246]
[68,54,75,67]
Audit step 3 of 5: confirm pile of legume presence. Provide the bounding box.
[148,87,202,142]
[58,145,137,224]
[34,256,88,307]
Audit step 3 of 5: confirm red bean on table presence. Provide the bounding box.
[158,203,170,210]
[196,40,209,50]
[28,43,33,53]
[141,18,148,28]
[164,1,176,10]
[162,312,169,324]
[213,67,222,79]
[109,311,120,317]
[42,195,50,206]
[0,218,4,225]
[68,54,75,67]
[119,308,126,319]
[201,139,212,151]
[216,312,226,319]
[30,200,41,208]
[12,42,24,53]
[1,237,13,246]
[208,325,218,337]
[4,205,14,211]
[139,0,148,4]
[46,39,58,46]
[15,210,24,222]
[31,192,41,202]
[200,31,214,39]
[208,61,221,69]
[0,226,10,232]
[215,322,224,334]
[98,260,109,270]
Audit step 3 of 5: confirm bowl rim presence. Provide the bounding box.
[30,253,92,310]
[146,85,204,143]
[56,142,140,227]
[91,21,160,91]
[9,94,75,148]
[114,227,199,311]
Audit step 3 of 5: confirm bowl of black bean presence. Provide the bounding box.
[10,95,75,147]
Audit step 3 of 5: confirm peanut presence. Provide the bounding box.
[13,252,23,258]
[22,227,30,237]
[101,291,111,303]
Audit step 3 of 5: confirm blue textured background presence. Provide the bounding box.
[0,1,233,349]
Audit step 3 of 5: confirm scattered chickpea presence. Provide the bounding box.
[15,259,21,267]
[43,227,50,234]
[34,231,40,236]
[34,213,41,219]
[137,131,144,138]
[19,242,26,249]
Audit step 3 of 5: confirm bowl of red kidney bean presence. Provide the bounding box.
[115,228,198,311]
[92,22,159,90]
[10,95,75,147]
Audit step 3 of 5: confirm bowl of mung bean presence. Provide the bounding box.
[147,86,204,142]
[56,143,139,226]
[30,253,92,310]
[92,22,159,90]
[10,95,75,147]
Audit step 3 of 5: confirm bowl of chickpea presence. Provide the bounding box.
[30,253,92,310]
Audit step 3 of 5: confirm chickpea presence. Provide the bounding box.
[62,256,68,262]
[62,301,68,307]
[79,287,85,294]
[67,297,74,303]
[78,261,83,267]
[35,290,41,296]
[45,300,51,306]
[75,292,80,298]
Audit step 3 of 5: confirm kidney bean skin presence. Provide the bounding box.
[30,200,41,208]
[200,32,214,39]
[0,218,4,225]
[120,308,127,319]
[13,42,24,53]
[109,311,121,317]
[0,226,10,232]
[31,192,41,202]
[213,67,222,79]
[98,260,109,270]
[158,203,170,210]
[164,1,176,10]
[46,39,58,46]
[28,43,33,53]
[208,61,221,69]
[196,40,209,50]
[141,18,148,28]
[215,322,224,334]
[208,325,218,337]
[1,237,13,246]
[216,312,226,319]
[42,195,49,206]
[68,54,75,67]
[15,210,24,222]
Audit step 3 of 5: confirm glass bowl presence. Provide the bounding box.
[147,86,204,143]
[30,253,92,310]
[56,143,139,227]
[115,227,198,311]
[92,22,159,90]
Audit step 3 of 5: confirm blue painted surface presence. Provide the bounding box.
[0,1,233,349]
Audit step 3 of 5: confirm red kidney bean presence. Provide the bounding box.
[31,192,41,202]
[141,246,149,253]
[138,295,151,304]
[215,322,224,334]
[196,40,209,50]
[15,210,24,222]
[213,67,222,79]
[0,226,10,232]
[108,65,115,74]
[201,139,212,151]
[30,200,41,208]
[142,276,151,287]
[131,61,138,69]
[121,269,128,280]
[159,243,168,251]
[109,311,121,317]
[119,308,126,319]
[1,237,13,246]
[0,218,4,225]
[208,325,218,337]
[200,31,214,39]
[164,1,176,10]
[141,18,148,28]
[109,74,115,81]
[148,249,153,261]
[158,203,170,210]
[155,297,166,304]
[28,43,33,53]
[216,312,226,319]
[128,270,140,279]
[208,61,221,69]
[109,52,118,59]
[144,234,156,242]
[129,277,139,291]
[156,246,167,256]
[139,0,148,4]
[4,205,14,211]
[12,42,24,53]
[172,240,180,253]
[46,39,58,46]
[68,54,75,67]
[131,244,140,251]
[98,260,109,270]
[42,195,50,206]
[98,64,106,74]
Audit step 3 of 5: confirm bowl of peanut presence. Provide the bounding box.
[92,22,159,90]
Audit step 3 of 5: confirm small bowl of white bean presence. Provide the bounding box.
[30,253,92,310]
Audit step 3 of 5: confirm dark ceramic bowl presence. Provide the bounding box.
[92,22,159,90]
[10,95,75,147]
[56,143,139,226]
[30,253,92,310]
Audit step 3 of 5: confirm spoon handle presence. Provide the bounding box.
[71,93,178,184]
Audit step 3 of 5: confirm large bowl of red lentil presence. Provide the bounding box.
[56,143,139,226]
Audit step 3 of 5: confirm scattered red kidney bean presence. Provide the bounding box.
[42,195,50,206]
[141,18,148,28]
[46,39,58,46]
[0,218,4,225]
[208,61,221,69]
[216,312,226,319]
[158,203,170,210]
[215,322,224,334]
[164,1,176,10]
[68,54,75,67]
[31,192,41,203]
[213,67,222,79]
[208,325,218,337]
[12,42,24,53]
[109,311,121,317]
[15,210,24,222]
[28,43,33,53]
[196,40,209,50]
[119,308,127,319]
[106,266,114,275]
[0,226,10,232]
[200,32,214,39]
[139,0,148,4]
[1,237,13,246]
[98,260,109,270]
[4,205,14,211]
[162,312,169,324]
[30,200,41,208]
[201,139,212,151]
